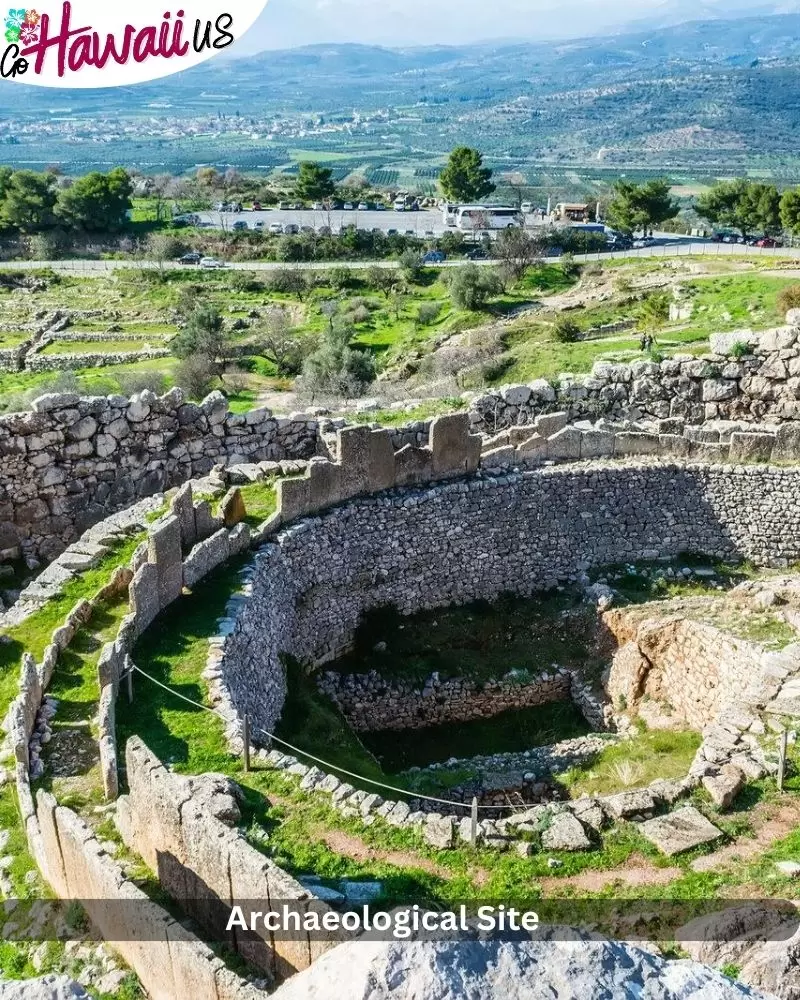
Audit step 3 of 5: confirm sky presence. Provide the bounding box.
[233,0,792,52]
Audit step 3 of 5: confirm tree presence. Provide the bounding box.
[295,161,335,204]
[366,264,394,297]
[494,228,545,284]
[300,322,376,400]
[56,167,133,232]
[175,354,217,399]
[781,187,800,234]
[439,147,495,204]
[398,249,424,284]
[639,292,670,333]
[697,179,781,238]
[170,305,231,375]
[144,232,180,275]
[0,170,57,232]
[553,316,580,343]
[445,264,502,311]
[606,179,678,236]
[257,308,316,376]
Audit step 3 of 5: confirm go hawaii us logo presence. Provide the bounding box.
[1,0,270,86]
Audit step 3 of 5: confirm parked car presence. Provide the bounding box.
[232,220,248,230]
[756,237,781,248]
[312,202,324,210]
[464,247,488,260]
[253,221,265,230]
[317,225,332,235]
[343,202,354,210]
[404,229,415,236]
[268,223,283,234]
[199,257,225,268]
[178,252,201,265]
[252,201,262,211]
[291,203,303,210]
[521,202,534,214]
[283,223,299,235]
[375,203,386,211]
[357,202,369,211]
[422,250,446,263]
[387,228,398,235]
[424,229,435,237]
[300,225,314,233]
[277,201,288,210]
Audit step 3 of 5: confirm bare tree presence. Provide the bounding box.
[257,307,317,376]
[494,228,545,285]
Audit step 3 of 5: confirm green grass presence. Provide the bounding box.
[559,729,702,797]
[328,591,602,685]
[234,481,278,527]
[350,397,466,425]
[0,533,146,719]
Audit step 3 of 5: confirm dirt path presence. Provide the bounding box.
[321,828,459,878]
[539,853,683,893]
[690,799,800,873]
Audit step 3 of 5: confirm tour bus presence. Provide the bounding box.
[447,205,524,231]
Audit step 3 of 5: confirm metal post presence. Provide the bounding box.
[778,729,788,792]
[470,797,478,847]
[126,668,133,704]
[243,715,251,773]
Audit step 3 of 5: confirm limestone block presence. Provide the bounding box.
[773,423,800,461]
[394,444,433,487]
[147,514,183,608]
[430,413,481,478]
[580,430,614,459]
[170,481,196,552]
[637,805,723,856]
[220,487,247,528]
[614,432,660,456]
[129,562,160,636]
[729,432,775,464]
[541,811,591,851]
[546,427,581,460]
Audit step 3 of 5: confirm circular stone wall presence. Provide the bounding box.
[222,462,800,734]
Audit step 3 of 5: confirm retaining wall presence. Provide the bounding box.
[222,461,800,736]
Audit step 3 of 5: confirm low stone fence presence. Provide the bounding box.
[468,312,800,432]
[0,338,31,372]
[478,414,800,470]
[25,346,171,372]
[317,668,572,731]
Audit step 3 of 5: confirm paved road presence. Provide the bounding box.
[4,241,800,274]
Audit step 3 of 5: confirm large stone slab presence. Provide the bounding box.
[638,805,724,856]
[541,811,592,852]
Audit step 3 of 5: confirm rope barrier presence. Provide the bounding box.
[129,662,515,812]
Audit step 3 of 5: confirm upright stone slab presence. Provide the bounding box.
[170,481,196,553]
[129,562,161,636]
[394,443,432,487]
[338,426,395,499]
[219,487,246,528]
[729,431,775,464]
[147,514,183,609]
[429,412,481,479]
[193,499,219,541]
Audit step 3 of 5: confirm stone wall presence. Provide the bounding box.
[221,461,800,736]
[467,313,800,432]
[317,668,572,731]
[604,608,769,729]
[24,346,171,372]
[116,737,336,980]
[0,387,318,564]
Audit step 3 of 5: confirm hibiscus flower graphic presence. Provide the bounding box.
[5,8,25,28]
[24,8,39,25]
[4,25,19,42]
[18,20,36,42]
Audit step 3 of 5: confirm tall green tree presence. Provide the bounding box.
[439,147,495,203]
[56,168,133,232]
[606,179,678,235]
[696,179,780,238]
[0,170,57,232]
[781,187,800,234]
[171,305,231,376]
[294,161,335,203]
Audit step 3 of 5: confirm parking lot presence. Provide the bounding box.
[196,208,449,235]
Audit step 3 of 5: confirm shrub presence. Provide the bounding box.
[729,340,752,359]
[444,264,501,311]
[777,284,800,315]
[398,249,424,284]
[416,302,442,326]
[560,251,580,279]
[553,316,581,343]
[175,354,217,399]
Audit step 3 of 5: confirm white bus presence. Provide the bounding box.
[448,205,524,231]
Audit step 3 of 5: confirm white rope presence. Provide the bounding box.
[130,663,511,812]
